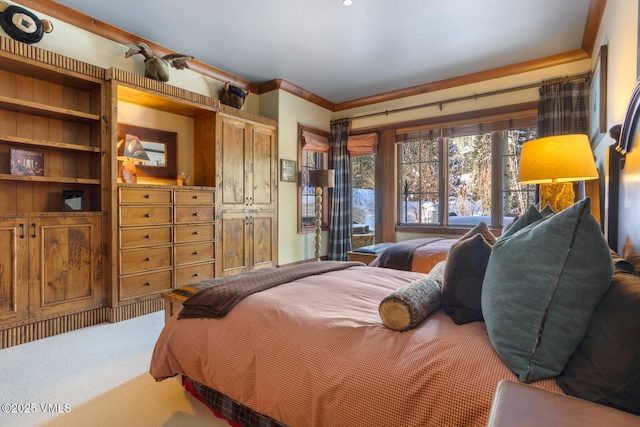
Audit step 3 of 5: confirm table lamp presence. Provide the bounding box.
[117,134,150,184]
[308,169,335,261]
[517,134,598,212]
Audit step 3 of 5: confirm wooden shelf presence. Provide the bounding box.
[0,135,101,153]
[0,174,100,185]
[0,95,101,124]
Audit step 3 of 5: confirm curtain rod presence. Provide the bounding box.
[351,71,591,120]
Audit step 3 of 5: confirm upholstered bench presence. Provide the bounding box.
[347,242,392,265]
[487,380,639,426]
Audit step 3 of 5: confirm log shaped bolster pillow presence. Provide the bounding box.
[379,277,442,331]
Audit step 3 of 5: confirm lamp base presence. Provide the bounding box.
[539,182,574,212]
[121,159,138,184]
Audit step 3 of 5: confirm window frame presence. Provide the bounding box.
[298,124,331,234]
[395,115,537,233]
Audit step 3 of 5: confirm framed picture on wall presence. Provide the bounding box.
[280,159,296,182]
[590,44,608,147]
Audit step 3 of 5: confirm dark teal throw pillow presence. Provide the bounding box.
[481,198,614,383]
[498,204,543,240]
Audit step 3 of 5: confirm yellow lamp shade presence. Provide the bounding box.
[517,134,598,184]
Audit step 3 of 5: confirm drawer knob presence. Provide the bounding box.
[194,273,199,277]
[193,231,199,235]
[145,257,151,262]
[193,195,198,199]
[145,194,150,199]
[193,251,199,255]
[145,282,151,286]
[145,234,151,239]
[145,213,151,218]
[193,212,199,216]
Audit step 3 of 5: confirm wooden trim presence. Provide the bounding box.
[259,79,334,110]
[582,0,608,56]
[378,129,397,243]
[334,50,589,111]
[106,297,164,323]
[0,306,108,349]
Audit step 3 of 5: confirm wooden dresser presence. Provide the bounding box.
[117,185,216,305]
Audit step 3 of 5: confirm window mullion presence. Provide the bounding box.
[440,137,448,227]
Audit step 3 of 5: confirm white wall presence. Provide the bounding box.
[275,91,333,265]
[593,0,638,155]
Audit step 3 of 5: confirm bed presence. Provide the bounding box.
[151,262,564,426]
[151,85,640,426]
[368,237,457,272]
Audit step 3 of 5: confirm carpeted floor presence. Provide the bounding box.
[0,311,230,427]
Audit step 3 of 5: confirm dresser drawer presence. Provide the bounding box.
[175,224,215,243]
[175,242,215,266]
[174,206,215,223]
[120,226,173,248]
[120,206,172,226]
[175,262,215,287]
[120,270,172,300]
[120,246,172,274]
[119,187,172,204]
[174,189,214,205]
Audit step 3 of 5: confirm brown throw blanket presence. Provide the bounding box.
[376,238,443,271]
[178,261,364,319]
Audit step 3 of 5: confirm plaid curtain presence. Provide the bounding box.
[328,118,352,260]
[536,79,590,137]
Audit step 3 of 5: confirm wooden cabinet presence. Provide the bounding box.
[117,185,216,304]
[118,186,173,302]
[218,210,277,276]
[195,106,278,277]
[0,41,107,348]
[0,215,103,323]
[174,188,216,287]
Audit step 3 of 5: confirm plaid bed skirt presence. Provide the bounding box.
[183,376,287,427]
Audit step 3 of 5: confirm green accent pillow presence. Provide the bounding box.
[481,198,614,383]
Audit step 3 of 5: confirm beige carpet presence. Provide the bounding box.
[0,311,230,427]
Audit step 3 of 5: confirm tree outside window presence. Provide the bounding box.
[399,127,537,228]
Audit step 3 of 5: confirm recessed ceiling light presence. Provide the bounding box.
[343,0,352,5]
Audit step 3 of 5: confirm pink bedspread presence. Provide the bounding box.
[150,265,562,426]
[370,238,457,273]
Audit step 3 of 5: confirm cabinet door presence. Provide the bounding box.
[219,116,250,211]
[0,220,29,324]
[250,210,277,270]
[250,124,277,211]
[29,216,102,318]
[218,212,250,276]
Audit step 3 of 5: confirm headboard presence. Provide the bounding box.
[609,82,640,260]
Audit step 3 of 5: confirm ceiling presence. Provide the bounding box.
[50,0,594,105]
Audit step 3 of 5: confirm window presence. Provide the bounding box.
[349,132,378,242]
[298,124,330,232]
[398,124,537,228]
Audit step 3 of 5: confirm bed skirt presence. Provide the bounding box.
[182,376,287,427]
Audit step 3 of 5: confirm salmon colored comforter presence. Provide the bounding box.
[150,265,562,427]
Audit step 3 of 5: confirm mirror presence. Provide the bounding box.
[117,124,177,179]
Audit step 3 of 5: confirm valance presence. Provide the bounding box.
[348,133,378,156]
[302,130,330,152]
